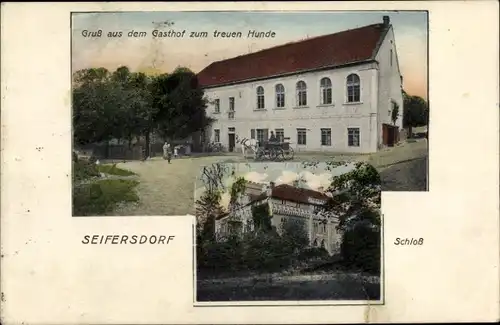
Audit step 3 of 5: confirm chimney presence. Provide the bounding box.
[383,16,390,26]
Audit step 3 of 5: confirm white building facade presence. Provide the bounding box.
[198,16,404,154]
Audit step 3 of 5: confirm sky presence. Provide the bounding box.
[194,161,356,212]
[72,11,428,99]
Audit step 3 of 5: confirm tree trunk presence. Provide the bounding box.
[105,140,110,159]
[145,132,151,158]
[408,126,413,139]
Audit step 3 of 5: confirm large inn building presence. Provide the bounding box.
[197,16,404,153]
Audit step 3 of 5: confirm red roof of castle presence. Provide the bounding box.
[251,184,329,205]
[270,184,329,205]
[197,23,388,88]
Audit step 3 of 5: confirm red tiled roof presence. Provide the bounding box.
[197,23,388,88]
[270,184,329,205]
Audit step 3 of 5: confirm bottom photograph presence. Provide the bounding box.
[193,161,382,303]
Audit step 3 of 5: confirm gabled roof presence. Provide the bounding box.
[251,184,329,205]
[197,23,389,88]
[270,184,329,205]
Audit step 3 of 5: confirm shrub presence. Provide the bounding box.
[97,164,136,176]
[341,225,381,274]
[73,159,99,182]
[297,247,330,261]
[73,179,139,216]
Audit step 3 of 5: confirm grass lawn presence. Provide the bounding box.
[197,277,380,301]
[97,164,136,176]
[73,179,140,216]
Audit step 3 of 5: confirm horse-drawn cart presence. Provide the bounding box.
[255,139,295,161]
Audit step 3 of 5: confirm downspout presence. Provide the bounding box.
[373,66,380,151]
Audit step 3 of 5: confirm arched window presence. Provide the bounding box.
[275,84,285,108]
[296,81,307,107]
[256,86,265,109]
[346,74,361,103]
[320,77,332,105]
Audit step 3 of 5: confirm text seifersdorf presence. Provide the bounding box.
[82,235,175,245]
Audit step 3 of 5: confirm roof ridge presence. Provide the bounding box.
[208,23,383,66]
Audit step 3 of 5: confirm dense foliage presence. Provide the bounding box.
[72,66,214,157]
[195,161,382,276]
[402,89,429,136]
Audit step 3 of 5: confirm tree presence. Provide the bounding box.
[322,162,382,273]
[72,68,129,146]
[280,218,309,252]
[391,100,400,125]
[150,67,215,142]
[402,90,429,137]
[72,66,155,151]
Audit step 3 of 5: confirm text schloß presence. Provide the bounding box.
[82,235,175,245]
[394,237,424,245]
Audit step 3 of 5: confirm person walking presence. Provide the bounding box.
[162,141,172,164]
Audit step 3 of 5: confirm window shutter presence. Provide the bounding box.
[250,129,255,139]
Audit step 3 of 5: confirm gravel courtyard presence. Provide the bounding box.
[108,139,428,216]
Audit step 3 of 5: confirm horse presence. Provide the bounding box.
[235,135,259,159]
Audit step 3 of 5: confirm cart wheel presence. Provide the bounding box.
[255,148,264,161]
[275,148,285,161]
[285,148,295,160]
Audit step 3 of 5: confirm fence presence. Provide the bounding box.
[76,142,195,160]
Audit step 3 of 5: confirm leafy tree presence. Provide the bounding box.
[195,190,223,244]
[72,69,128,146]
[322,162,382,273]
[251,204,273,233]
[150,67,215,141]
[391,100,400,125]
[280,218,309,252]
[402,90,429,137]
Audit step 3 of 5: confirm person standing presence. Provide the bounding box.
[163,141,172,164]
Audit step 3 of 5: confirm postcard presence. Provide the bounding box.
[1,1,498,324]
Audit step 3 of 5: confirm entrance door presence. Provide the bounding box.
[228,133,235,152]
[383,124,397,147]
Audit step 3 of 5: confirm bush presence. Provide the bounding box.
[341,225,381,274]
[97,164,136,176]
[73,159,99,182]
[297,247,330,261]
[73,179,139,216]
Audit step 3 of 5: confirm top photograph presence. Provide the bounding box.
[71,11,429,217]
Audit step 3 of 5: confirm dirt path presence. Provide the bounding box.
[109,155,245,216]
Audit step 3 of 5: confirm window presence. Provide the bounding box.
[214,129,220,143]
[214,99,220,113]
[346,74,361,103]
[348,128,360,147]
[256,128,268,145]
[321,128,331,146]
[229,97,235,111]
[275,129,284,142]
[320,77,332,105]
[390,49,393,67]
[256,86,265,109]
[275,84,285,108]
[297,128,307,145]
[296,81,307,106]
[250,129,255,139]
